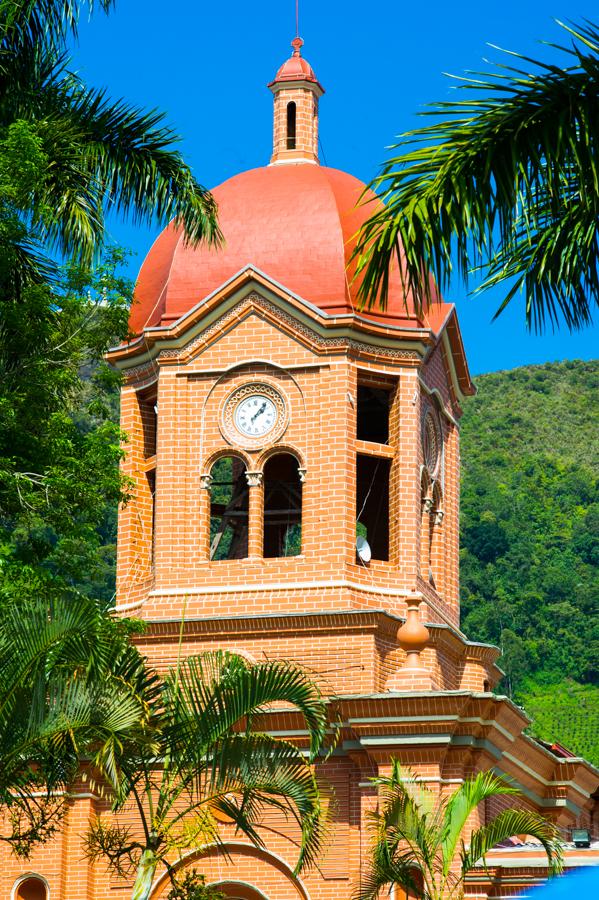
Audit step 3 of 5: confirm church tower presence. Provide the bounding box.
[5,37,589,900]
[111,37,475,662]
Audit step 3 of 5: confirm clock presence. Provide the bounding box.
[235,393,277,437]
[221,382,288,447]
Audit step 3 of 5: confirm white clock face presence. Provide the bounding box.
[234,394,278,437]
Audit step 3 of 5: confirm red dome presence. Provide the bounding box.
[268,36,322,89]
[129,164,440,335]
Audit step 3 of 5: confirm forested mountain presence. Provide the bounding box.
[460,360,598,763]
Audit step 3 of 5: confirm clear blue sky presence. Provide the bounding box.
[73,1,599,375]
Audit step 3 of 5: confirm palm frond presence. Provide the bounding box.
[462,808,564,876]
[40,75,222,260]
[199,732,327,873]
[359,759,563,900]
[365,762,441,899]
[0,1,114,59]
[439,772,518,877]
[164,651,328,764]
[353,19,599,332]
[356,843,422,900]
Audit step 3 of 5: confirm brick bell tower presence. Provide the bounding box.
[97,37,599,900]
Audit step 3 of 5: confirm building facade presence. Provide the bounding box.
[5,38,598,900]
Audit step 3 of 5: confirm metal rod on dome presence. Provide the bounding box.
[296,0,299,38]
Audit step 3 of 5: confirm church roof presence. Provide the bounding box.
[129,163,450,335]
[268,36,324,90]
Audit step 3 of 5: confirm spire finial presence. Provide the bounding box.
[291,36,304,57]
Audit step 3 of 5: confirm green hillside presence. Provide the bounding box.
[460,360,599,764]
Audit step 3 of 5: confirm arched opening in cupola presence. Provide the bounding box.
[263,453,302,557]
[209,456,249,561]
[286,101,297,149]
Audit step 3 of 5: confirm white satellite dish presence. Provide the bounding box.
[356,535,372,564]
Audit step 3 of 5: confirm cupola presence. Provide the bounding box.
[268,37,324,164]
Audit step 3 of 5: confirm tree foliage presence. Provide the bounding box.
[0,0,222,605]
[518,680,599,766]
[353,20,599,332]
[167,871,226,900]
[357,760,562,900]
[0,246,130,605]
[0,592,150,856]
[460,360,599,762]
[84,650,330,900]
[0,0,220,286]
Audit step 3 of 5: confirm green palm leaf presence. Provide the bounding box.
[164,651,327,762]
[0,1,221,285]
[463,807,563,876]
[357,758,563,900]
[197,732,327,873]
[85,649,332,895]
[353,19,599,332]
[0,1,114,58]
[439,772,518,877]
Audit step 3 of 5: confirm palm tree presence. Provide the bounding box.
[85,650,330,900]
[0,593,156,856]
[357,760,563,900]
[0,0,221,287]
[353,20,599,333]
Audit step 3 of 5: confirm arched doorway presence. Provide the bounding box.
[152,842,310,900]
[211,881,270,900]
[14,876,48,900]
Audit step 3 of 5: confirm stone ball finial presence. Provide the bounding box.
[291,36,304,57]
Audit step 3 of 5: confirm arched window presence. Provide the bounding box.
[209,457,249,560]
[15,876,48,900]
[263,453,302,557]
[286,101,296,150]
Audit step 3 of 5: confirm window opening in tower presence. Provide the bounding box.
[146,468,156,563]
[356,454,390,561]
[209,457,249,560]
[138,385,157,457]
[286,101,297,150]
[263,453,302,557]
[357,383,392,443]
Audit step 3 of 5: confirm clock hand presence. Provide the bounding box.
[251,402,267,423]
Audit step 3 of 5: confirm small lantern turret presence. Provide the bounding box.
[268,37,324,165]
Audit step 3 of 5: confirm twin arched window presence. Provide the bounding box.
[208,453,302,560]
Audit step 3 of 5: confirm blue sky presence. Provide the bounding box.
[73,1,599,375]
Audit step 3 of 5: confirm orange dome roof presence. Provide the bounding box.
[129,164,444,335]
[268,37,322,88]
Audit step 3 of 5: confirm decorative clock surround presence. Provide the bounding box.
[220,382,289,449]
[423,409,442,477]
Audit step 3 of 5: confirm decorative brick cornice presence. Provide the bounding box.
[156,293,423,365]
[122,362,158,386]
